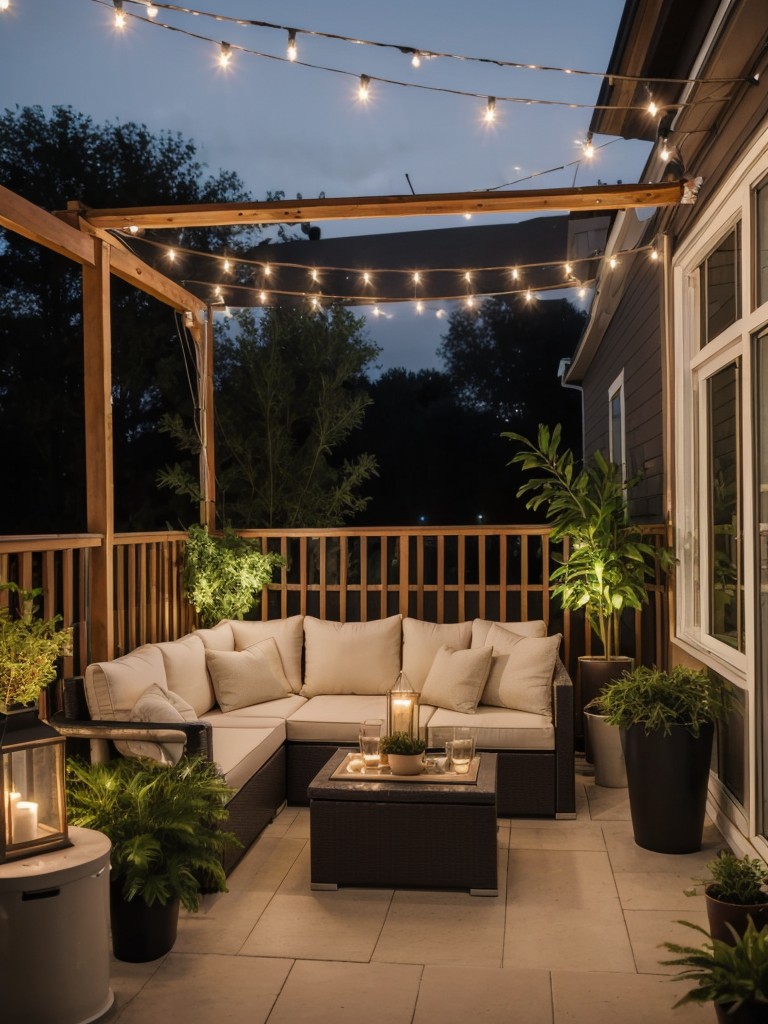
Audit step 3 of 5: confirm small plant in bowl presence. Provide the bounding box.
[686,849,768,944]
[380,732,426,775]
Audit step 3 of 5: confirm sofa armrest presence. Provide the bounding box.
[49,712,214,761]
[552,658,576,817]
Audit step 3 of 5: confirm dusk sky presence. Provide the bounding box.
[1,0,651,371]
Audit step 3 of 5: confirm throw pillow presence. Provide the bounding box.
[471,618,547,648]
[206,637,291,713]
[301,615,402,696]
[126,683,198,763]
[156,633,214,716]
[402,618,472,691]
[482,624,562,716]
[419,644,493,714]
[229,615,304,692]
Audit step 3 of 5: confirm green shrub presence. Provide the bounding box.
[686,849,768,904]
[0,582,72,710]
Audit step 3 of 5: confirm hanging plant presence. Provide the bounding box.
[0,582,73,711]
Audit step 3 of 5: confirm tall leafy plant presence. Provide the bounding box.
[0,582,73,710]
[504,423,664,660]
[183,524,284,628]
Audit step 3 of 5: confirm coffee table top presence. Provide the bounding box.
[308,749,497,806]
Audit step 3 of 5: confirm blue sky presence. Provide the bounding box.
[0,0,650,371]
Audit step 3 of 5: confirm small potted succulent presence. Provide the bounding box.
[661,917,768,1022]
[686,850,768,944]
[380,732,427,775]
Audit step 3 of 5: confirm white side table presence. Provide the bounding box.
[0,825,113,1024]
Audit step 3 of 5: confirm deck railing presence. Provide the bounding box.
[0,525,669,681]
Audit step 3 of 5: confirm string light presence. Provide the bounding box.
[578,285,587,299]
[310,296,322,311]
[660,138,671,161]
[310,268,319,283]
[372,305,382,317]
[411,51,422,68]
[510,267,520,281]
[113,0,126,29]
[412,272,421,285]
[465,295,476,309]
[358,74,371,102]
[564,262,573,276]
[223,258,231,272]
[650,248,660,261]
[362,271,372,286]
[127,224,139,235]
[0,0,10,11]
[525,288,535,302]
[259,290,268,302]
[609,256,618,269]
[436,309,446,319]
[582,134,595,159]
[263,263,272,277]
[167,248,177,262]
[647,100,658,117]
[286,29,298,62]
[218,41,232,68]
[415,301,424,314]
[464,271,472,283]
[145,2,158,16]
[484,97,497,124]
[463,213,473,220]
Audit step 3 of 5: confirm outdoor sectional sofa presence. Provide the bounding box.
[58,614,575,872]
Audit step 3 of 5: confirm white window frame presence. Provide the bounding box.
[608,370,626,481]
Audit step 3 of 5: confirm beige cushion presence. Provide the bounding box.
[419,644,493,714]
[156,634,214,716]
[124,683,198,763]
[402,618,472,691]
[471,619,547,647]
[427,705,554,751]
[302,615,402,697]
[208,721,286,791]
[230,616,304,692]
[482,624,561,715]
[84,645,167,720]
[206,638,292,713]
[194,621,235,652]
[203,695,306,723]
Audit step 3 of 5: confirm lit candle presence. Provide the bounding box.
[391,697,413,735]
[12,800,38,843]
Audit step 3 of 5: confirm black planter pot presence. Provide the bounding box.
[578,656,633,760]
[110,883,179,962]
[705,889,768,944]
[715,1002,766,1024]
[621,722,714,854]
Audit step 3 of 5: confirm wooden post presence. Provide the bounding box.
[83,240,115,662]
[198,307,216,530]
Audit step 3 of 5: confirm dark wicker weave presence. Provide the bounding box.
[222,745,286,873]
[308,750,498,894]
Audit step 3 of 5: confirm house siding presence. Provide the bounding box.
[580,253,664,522]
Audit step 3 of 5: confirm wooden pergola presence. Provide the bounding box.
[0,178,686,660]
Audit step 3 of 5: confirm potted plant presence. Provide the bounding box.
[183,524,285,628]
[686,850,768,943]
[661,917,768,1022]
[66,755,237,962]
[599,665,732,853]
[0,582,73,713]
[504,423,669,759]
[380,732,427,775]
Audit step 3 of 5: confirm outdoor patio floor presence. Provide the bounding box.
[106,760,723,1024]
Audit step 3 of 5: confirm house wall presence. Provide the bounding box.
[581,252,664,522]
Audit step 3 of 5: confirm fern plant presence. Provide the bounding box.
[183,524,284,627]
[0,582,73,710]
[66,756,238,912]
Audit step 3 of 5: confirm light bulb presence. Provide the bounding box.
[415,301,424,314]
[259,290,268,303]
[310,269,319,282]
[411,51,421,68]
[113,0,126,29]
[412,272,421,285]
[263,263,271,277]
[578,286,587,299]
[484,97,496,124]
[372,305,382,317]
[463,212,472,220]
[609,256,618,269]
[223,259,231,272]
[436,309,446,319]
[583,138,594,160]
[362,272,371,285]
[311,297,321,310]
[564,262,573,276]
[464,271,472,283]
[510,268,520,281]
[465,296,476,309]
[0,0,10,11]
[145,2,158,16]
[127,224,139,235]
[648,100,658,117]
[525,289,534,302]
[167,248,177,262]
[219,42,232,68]
[358,74,371,102]
[650,248,659,261]
[287,30,297,62]
[660,138,670,161]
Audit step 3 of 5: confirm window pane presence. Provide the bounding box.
[700,225,741,346]
[610,390,622,470]
[757,181,768,306]
[708,361,743,651]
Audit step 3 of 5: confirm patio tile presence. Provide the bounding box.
[584,782,632,821]
[108,958,164,1020]
[174,889,273,955]
[226,835,306,893]
[624,910,710,975]
[507,848,620,906]
[506,823,607,852]
[239,890,394,961]
[413,965,553,1024]
[614,871,707,912]
[373,889,507,967]
[551,969,714,1023]
[283,806,311,839]
[112,952,292,1024]
[601,821,723,875]
[266,959,422,1024]
[503,903,635,972]
[260,804,301,837]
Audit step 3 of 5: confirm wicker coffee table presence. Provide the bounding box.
[308,749,498,896]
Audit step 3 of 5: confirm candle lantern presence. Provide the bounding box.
[386,672,420,740]
[0,706,70,863]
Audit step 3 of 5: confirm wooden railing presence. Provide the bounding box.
[0,524,669,681]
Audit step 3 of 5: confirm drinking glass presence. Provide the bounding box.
[450,727,475,774]
[359,719,383,771]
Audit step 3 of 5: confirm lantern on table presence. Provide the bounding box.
[1,707,70,863]
[386,672,420,740]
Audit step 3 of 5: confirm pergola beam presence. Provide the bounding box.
[0,184,95,265]
[79,181,685,230]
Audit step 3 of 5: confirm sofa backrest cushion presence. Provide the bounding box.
[125,683,198,763]
[302,614,402,696]
[471,618,547,647]
[205,638,293,713]
[402,618,472,691]
[419,644,493,714]
[84,644,168,720]
[195,621,235,652]
[481,623,562,715]
[156,634,214,716]
[229,616,304,693]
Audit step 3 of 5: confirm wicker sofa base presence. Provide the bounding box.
[222,745,286,874]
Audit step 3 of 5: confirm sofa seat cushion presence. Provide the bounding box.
[426,706,555,751]
[229,616,304,693]
[84,644,168,720]
[209,721,286,792]
[301,615,402,697]
[471,619,547,647]
[157,634,214,716]
[401,618,472,691]
[203,694,307,723]
[286,695,387,742]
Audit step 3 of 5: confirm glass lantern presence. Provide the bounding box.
[386,672,420,740]
[1,707,70,863]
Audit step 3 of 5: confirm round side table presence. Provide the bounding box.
[0,825,113,1024]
